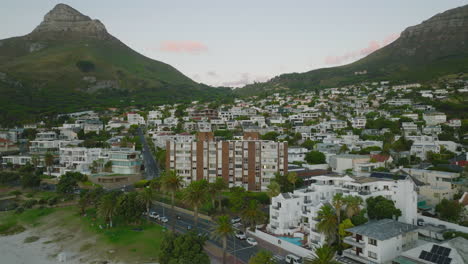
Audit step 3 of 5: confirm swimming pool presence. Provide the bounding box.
[278,236,302,246]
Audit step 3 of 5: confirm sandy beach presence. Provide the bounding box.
[0,229,62,264]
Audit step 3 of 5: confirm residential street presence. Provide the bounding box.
[138,127,160,180]
[150,204,260,263]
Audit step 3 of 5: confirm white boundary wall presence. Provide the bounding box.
[247,229,314,258]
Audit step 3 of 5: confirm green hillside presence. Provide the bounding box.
[236,4,468,96]
[0,4,230,126]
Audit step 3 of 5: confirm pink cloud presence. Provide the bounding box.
[324,33,400,66]
[159,41,208,54]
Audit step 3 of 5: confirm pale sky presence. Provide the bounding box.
[1,0,467,87]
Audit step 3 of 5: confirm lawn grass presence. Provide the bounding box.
[0,203,165,262]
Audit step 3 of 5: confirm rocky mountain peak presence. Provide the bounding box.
[28,3,111,40]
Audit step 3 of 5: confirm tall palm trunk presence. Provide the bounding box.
[222,236,227,264]
[218,196,222,211]
[171,192,176,231]
[194,205,199,230]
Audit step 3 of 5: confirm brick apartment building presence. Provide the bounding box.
[166,132,288,191]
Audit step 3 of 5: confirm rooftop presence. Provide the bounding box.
[346,219,418,241]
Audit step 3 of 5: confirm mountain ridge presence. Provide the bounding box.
[0,4,229,125]
[236,4,468,96]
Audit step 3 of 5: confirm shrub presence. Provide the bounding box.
[15,207,24,214]
[23,199,37,209]
[134,180,150,188]
[76,60,95,72]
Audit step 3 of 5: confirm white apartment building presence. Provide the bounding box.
[127,112,145,125]
[329,154,371,173]
[59,147,102,175]
[343,219,419,264]
[351,118,367,129]
[288,147,309,163]
[2,155,33,166]
[107,149,142,174]
[166,134,288,191]
[152,132,195,149]
[423,112,447,126]
[400,168,460,206]
[402,122,419,136]
[268,174,418,249]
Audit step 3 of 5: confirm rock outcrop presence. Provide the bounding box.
[27,4,112,40]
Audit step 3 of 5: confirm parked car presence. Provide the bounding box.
[235,231,246,240]
[272,255,285,263]
[231,217,241,224]
[233,222,243,229]
[285,254,302,264]
[160,216,168,223]
[246,237,257,246]
[149,212,159,219]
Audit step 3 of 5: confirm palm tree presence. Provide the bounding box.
[304,245,339,264]
[98,194,118,228]
[332,193,345,227]
[332,193,346,251]
[344,195,363,219]
[161,170,184,231]
[241,200,264,231]
[44,152,54,177]
[209,177,228,211]
[212,215,235,264]
[31,154,40,170]
[139,187,154,217]
[149,177,161,191]
[287,172,298,190]
[316,204,338,245]
[183,179,208,229]
[266,181,281,203]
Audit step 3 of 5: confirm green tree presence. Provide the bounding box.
[98,193,118,227]
[316,204,338,245]
[183,179,209,229]
[287,172,298,190]
[301,139,317,150]
[44,152,54,177]
[249,250,275,264]
[351,209,369,226]
[435,199,463,222]
[304,245,339,264]
[305,151,326,164]
[21,173,41,188]
[212,215,235,264]
[344,195,363,219]
[209,177,228,211]
[159,232,209,264]
[56,172,80,194]
[338,218,354,244]
[117,192,145,224]
[139,187,155,217]
[266,181,281,203]
[241,200,264,231]
[161,170,184,231]
[366,196,402,220]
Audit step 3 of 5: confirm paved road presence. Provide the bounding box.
[150,204,260,263]
[138,127,160,180]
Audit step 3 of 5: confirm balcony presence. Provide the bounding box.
[272,215,278,220]
[343,249,378,264]
[272,206,279,210]
[343,236,366,248]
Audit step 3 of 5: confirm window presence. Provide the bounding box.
[369,238,377,246]
[368,251,377,259]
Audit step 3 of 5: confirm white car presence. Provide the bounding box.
[231,217,241,224]
[246,237,257,246]
[233,222,243,229]
[160,216,168,223]
[149,212,159,219]
[285,254,302,264]
[235,231,246,240]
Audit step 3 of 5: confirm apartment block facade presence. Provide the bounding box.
[166,132,288,191]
